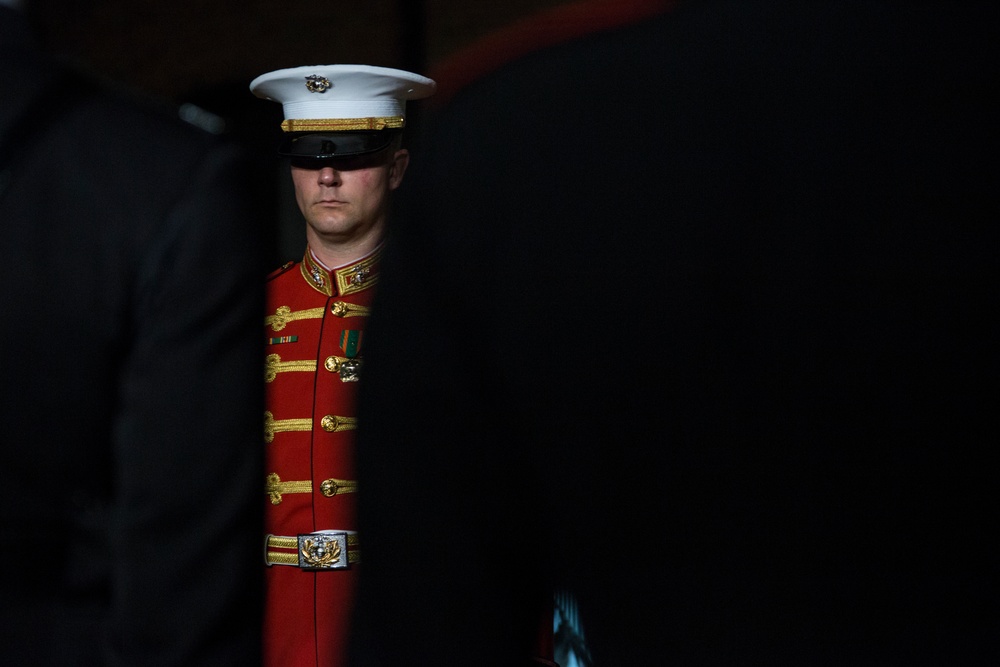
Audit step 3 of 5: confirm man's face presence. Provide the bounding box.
[290,147,409,250]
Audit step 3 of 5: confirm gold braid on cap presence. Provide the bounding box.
[281,117,405,132]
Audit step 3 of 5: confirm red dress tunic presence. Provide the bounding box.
[262,246,379,666]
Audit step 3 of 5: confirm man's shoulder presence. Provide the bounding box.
[265,260,312,302]
[2,49,236,204]
[266,260,299,283]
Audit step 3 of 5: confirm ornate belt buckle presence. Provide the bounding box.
[297,532,349,571]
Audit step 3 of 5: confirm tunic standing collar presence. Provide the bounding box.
[300,245,383,297]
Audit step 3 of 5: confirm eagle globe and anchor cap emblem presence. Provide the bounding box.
[305,74,332,93]
[250,64,436,126]
[250,64,436,157]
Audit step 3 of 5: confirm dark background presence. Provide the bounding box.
[24,0,572,265]
[27,0,570,97]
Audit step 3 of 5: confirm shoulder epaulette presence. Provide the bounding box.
[266,260,297,282]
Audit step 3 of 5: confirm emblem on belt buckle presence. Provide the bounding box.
[298,533,349,570]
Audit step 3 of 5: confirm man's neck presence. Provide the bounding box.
[305,224,386,268]
[306,234,383,269]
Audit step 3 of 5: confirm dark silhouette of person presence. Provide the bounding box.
[1,4,265,664]
[349,2,999,665]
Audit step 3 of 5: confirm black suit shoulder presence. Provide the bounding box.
[1,11,264,664]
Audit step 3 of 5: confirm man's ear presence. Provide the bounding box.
[388,149,410,190]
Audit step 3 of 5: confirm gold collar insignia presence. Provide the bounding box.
[300,246,382,297]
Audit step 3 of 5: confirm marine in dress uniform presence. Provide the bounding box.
[250,65,435,667]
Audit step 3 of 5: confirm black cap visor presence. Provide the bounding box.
[278,130,399,158]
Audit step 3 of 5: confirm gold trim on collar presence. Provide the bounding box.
[281,117,404,132]
[334,252,380,296]
[300,256,331,296]
[301,247,382,297]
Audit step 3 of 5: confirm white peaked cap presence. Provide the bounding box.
[250,64,436,132]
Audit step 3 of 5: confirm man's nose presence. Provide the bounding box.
[318,167,341,186]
